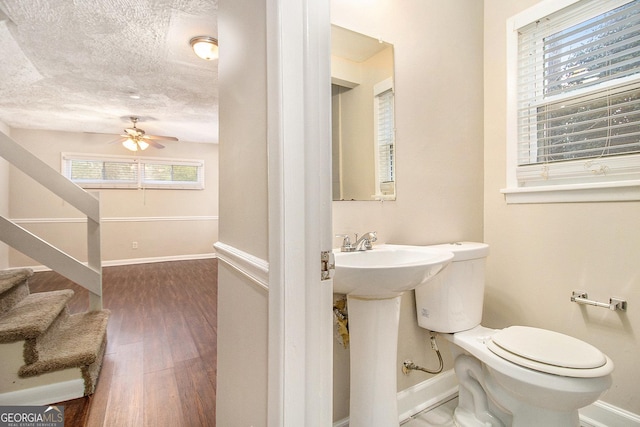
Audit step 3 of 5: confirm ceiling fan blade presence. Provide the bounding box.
[148,140,165,149]
[144,135,179,141]
[108,137,128,144]
[84,131,119,136]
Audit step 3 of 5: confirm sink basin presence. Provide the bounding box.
[333,244,453,298]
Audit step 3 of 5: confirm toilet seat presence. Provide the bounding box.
[487,326,614,378]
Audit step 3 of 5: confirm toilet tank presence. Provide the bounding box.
[414,242,489,333]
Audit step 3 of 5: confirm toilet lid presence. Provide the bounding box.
[487,326,612,377]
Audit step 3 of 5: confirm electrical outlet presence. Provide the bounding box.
[132,241,138,249]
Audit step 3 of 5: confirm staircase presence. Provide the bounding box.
[1,130,107,405]
[0,268,109,405]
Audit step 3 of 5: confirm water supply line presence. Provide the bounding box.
[333,298,350,349]
[402,333,443,375]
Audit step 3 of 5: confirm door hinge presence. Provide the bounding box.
[321,250,335,281]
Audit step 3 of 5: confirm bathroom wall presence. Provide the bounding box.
[5,128,218,266]
[484,0,640,416]
[331,0,485,420]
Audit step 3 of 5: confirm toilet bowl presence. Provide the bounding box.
[444,325,613,426]
[414,242,613,427]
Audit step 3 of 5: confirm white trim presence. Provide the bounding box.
[266,0,332,424]
[332,370,458,427]
[501,180,640,203]
[22,252,217,272]
[0,379,84,406]
[213,242,269,291]
[510,0,580,29]
[10,215,218,224]
[331,369,640,427]
[580,400,640,427]
[62,152,204,164]
[397,369,458,422]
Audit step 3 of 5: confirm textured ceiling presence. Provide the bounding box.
[0,0,218,144]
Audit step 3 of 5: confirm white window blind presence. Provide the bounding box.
[62,153,205,189]
[377,88,394,183]
[374,77,395,197]
[508,0,640,199]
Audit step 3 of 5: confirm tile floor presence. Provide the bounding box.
[401,397,458,427]
[401,397,593,427]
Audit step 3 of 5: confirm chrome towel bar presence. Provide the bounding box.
[571,290,627,312]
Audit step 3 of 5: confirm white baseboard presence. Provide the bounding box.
[102,253,216,267]
[332,370,458,427]
[397,369,458,421]
[0,379,84,406]
[580,400,640,427]
[332,369,640,427]
[23,252,217,272]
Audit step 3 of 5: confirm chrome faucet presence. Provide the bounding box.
[336,231,377,252]
[354,231,377,251]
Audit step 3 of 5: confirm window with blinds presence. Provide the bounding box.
[374,78,395,198]
[506,0,640,200]
[62,153,204,189]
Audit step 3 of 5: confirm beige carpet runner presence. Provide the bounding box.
[0,268,109,395]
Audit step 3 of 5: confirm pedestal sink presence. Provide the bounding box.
[333,244,453,427]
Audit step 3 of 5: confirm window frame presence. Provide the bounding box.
[373,77,396,200]
[61,152,205,190]
[503,0,640,203]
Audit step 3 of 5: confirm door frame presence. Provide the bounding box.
[266,0,333,425]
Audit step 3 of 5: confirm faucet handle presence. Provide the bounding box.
[363,231,377,249]
[335,234,354,252]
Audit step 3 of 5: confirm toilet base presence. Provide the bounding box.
[446,327,611,427]
[453,351,582,427]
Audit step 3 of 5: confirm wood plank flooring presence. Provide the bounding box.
[27,259,218,427]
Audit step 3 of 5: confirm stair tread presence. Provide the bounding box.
[19,310,110,377]
[0,268,33,295]
[0,290,74,342]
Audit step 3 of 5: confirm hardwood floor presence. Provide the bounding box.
[27,259,218,427]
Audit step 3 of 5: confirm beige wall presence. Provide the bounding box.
[6,128,218,266]
[331,0,484,420]
[216,0,268,260]
[484,0,640,415]
[0,123,9,268]
[216,0,270,425]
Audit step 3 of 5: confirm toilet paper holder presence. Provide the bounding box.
[571,290,627,311]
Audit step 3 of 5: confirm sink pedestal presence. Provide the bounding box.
[333,245,454,426]
[347,295,402,427]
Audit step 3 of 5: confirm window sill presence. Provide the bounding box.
[501,181,640,204]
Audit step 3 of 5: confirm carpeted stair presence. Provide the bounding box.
[0,268,109,397]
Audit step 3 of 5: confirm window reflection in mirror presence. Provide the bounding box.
[331,25,395,201]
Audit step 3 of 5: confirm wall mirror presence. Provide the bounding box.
[331,25,395,201]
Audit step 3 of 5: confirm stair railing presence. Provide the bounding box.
[0,131,102,310]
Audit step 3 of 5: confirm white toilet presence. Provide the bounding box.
[414,242,613,427]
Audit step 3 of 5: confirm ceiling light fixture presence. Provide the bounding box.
[190,36,219,61]
[122,138,149,152]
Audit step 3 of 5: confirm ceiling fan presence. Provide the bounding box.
[110,117,179,151]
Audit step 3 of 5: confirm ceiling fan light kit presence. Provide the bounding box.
[106,117,179,151]
[122,138,149,152]
[190,36,219,60]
